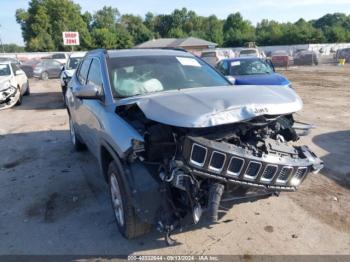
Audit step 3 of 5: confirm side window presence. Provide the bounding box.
[216,61,223,73]
[10,63,18,73]
[52,53,65,59]
[46,60,54,67]
[217,61,228,75]
[52,60,61,67]
[78,58,92,84]
[87,59,103,88]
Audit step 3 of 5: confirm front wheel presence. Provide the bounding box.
[15,87,22,106]
[108,161,151,239]
[69,117,85,151]
[41,71,49,81]
[24,82,30,96]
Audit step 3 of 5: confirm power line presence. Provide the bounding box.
[0,24,4,53]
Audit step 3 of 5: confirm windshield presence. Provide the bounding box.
[240,50,257,55]
[201,52,216,58]
[108,55,229,98]
[229,59,273,76]
[67,57,83,70]
[0,64,11,76]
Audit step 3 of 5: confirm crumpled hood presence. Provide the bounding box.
[0,76,12,84]
[234,73,290,86]
[117,85,303,128]
[0,76,12,91]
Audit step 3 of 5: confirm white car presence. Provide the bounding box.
[60,52,86,102]
[201,49,235,66]
[239,48,265,58]
[52,53,68,65]
[0,61,29,110]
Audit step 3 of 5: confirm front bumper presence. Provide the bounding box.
[182,136,323,191]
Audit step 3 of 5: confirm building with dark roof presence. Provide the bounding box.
[135,37,217,55]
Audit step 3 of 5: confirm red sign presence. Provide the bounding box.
[63,31,80,46]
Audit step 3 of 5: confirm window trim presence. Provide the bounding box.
[85,56,105,101]
[77,58,92,85]
[86,57,103,88]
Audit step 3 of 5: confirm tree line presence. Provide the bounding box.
[14,0,350,52]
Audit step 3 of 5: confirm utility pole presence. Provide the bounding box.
[0,24,4,53]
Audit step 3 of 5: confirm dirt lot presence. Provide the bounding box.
[0,65,349,255]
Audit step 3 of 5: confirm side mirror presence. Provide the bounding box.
[15,70,24,76]
[73,83,103,99]
[63,76,72,86]
[226,75,236,85]
[266,59,275,72]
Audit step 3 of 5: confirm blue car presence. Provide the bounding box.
[216,57,292,87]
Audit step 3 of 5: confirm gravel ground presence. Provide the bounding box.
[0,65,349,255]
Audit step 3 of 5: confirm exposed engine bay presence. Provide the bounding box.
[117,103,323,244]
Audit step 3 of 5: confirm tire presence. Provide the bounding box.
[15,87,22,106]
[61,85,67,105]
[41,71,49,81]
[108,161,151,239]
[208,183,224,223]
[24,82,30,96]
[69,117,85,151]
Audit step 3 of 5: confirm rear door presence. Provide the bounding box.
[47,60,62,77]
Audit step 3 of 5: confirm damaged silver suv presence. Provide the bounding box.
[66,49,323,244]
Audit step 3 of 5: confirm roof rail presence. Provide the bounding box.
[87,48,107,55]
[133,46,188,53]
[161,47,188,52]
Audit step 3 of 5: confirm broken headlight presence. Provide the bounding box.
[0,82,17,101]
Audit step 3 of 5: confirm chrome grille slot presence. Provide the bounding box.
[190,143,207,167]
[276,167,293,184]
[290,167,308,186]
[294,167,307,180]
[227,157,245,177]
[208,151,226,172]
[260,165,278,183]
[244,161,262,180]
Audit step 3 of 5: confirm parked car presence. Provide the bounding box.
[33,59,62,80]
[60,52,86,101]
[271,50,293,68]
[51,53,68,65]
[66,49,323,244]
[0,57,22,66]
[239,48,265,58]
[0,61,29,110]
[20,59,41,78]
[335,48,350,63]
[200,49,234,66]
[293,50,319,66]
[216,57,291,87]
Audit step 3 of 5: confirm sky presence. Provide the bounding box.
[1,0,350,45]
